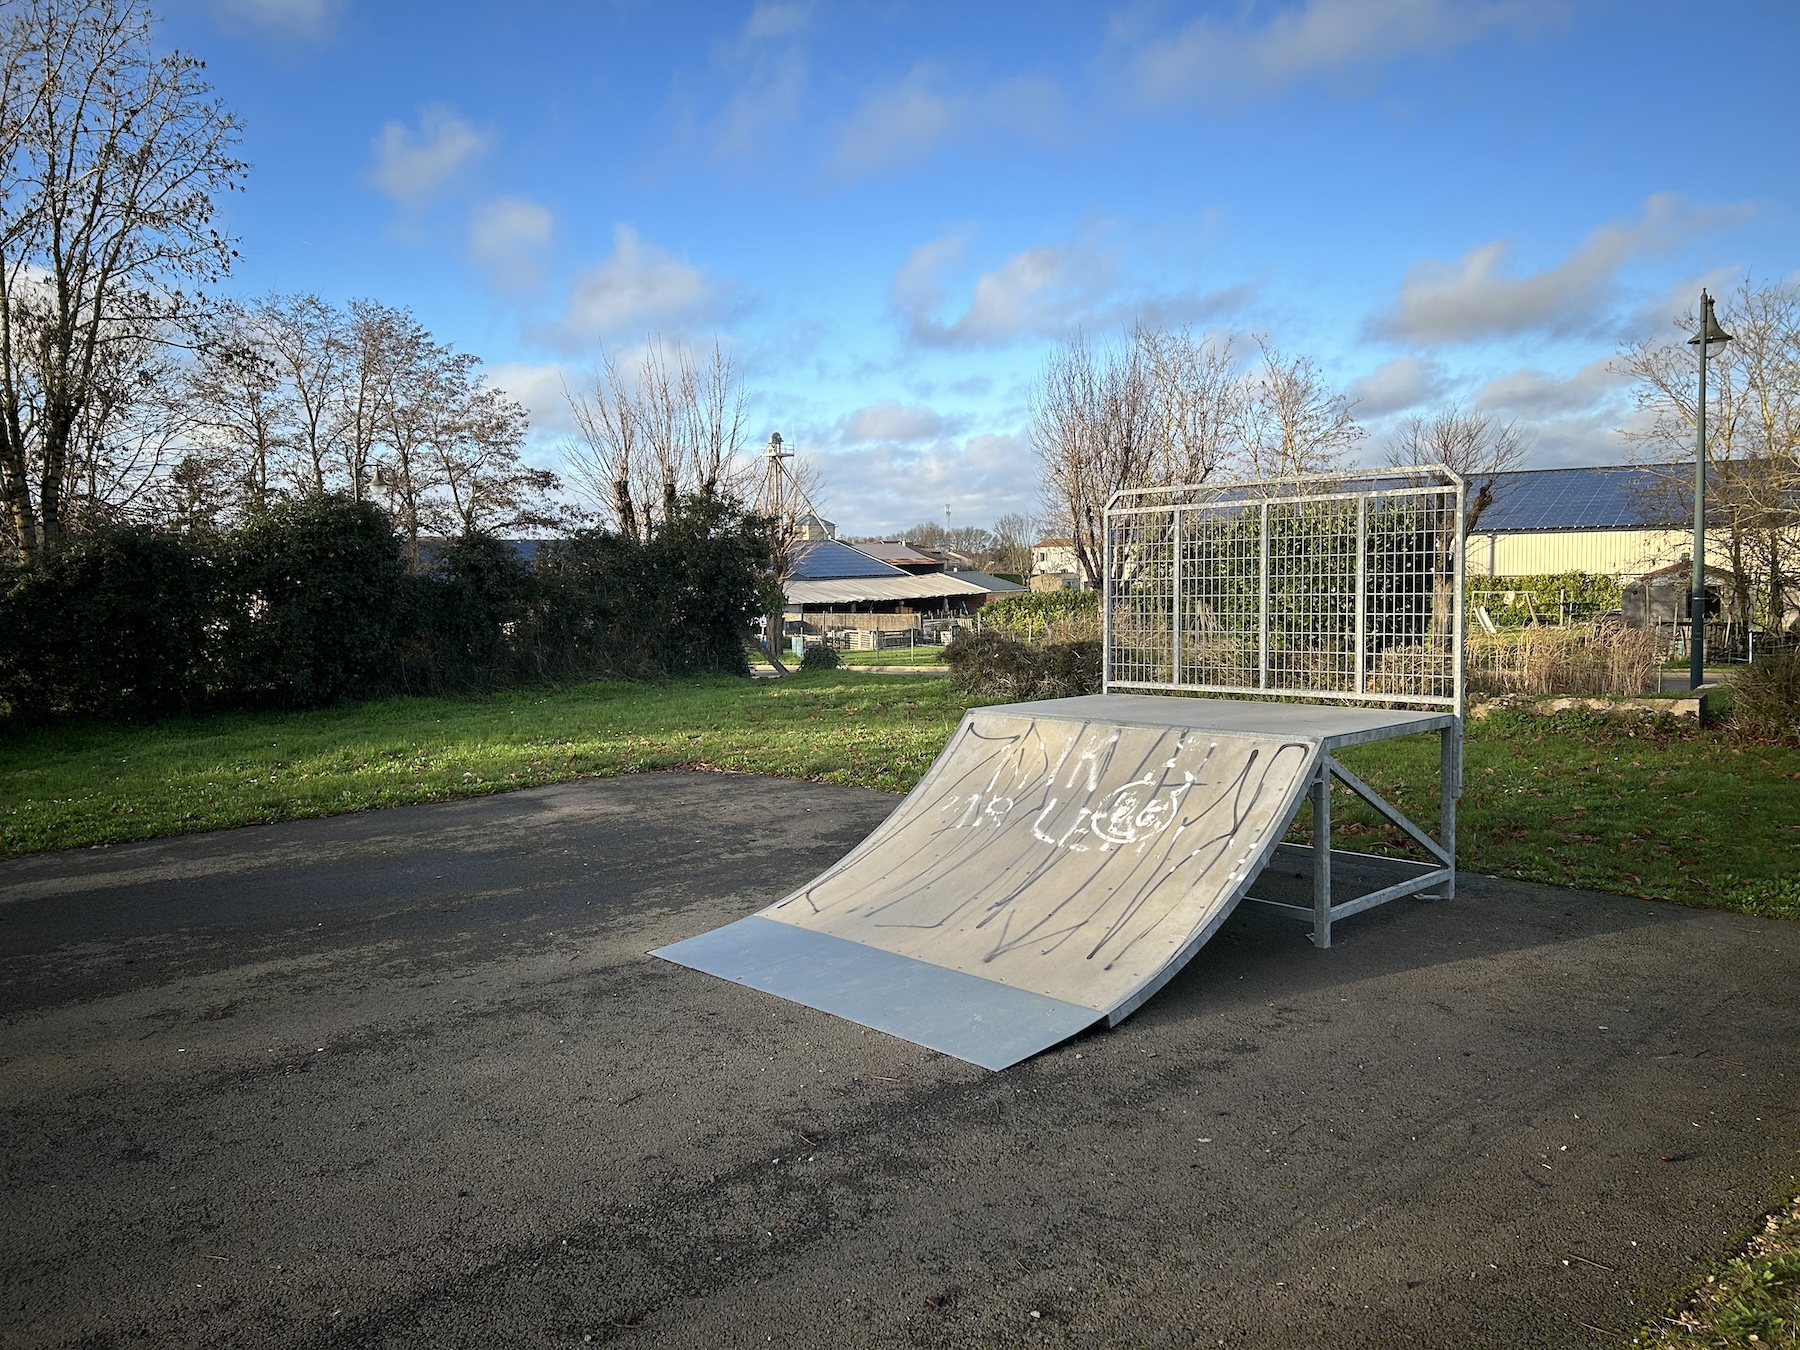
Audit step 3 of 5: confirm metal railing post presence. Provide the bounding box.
[1102,506,1113,694]
[1258,501,1270,691]
[1171,508,1183,687]
[1440,723,1458,901]
[1354,494,1368,695]
[1312,759,1333,948]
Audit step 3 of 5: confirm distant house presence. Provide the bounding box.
[1029,536,1085,592]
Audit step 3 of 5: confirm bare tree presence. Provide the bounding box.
[1032,326,1343,588]
[0,0,245,556]
[185,302,291,513]
[564,338,752,541]
[1385,402,1529,533]
[252,292,344,493]
[990,511,1039,577]
[1141,327,1240,485]
[427,380,563,537]
[1031,331,1160,589]
[1232,337,1362,480]
[1616,279,1800,636]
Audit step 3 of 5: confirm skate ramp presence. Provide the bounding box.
[654,697,1321,1069]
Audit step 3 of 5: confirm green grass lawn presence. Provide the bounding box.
[835,644,950,665]
[0,674,968,857]
[1326,710,1800,920]
[3,678,1797,924]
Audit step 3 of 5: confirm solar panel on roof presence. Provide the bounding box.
[789,539,908,579]
[1478,466,1686,531]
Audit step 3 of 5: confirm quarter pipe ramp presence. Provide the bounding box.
[654,694,1377,1069]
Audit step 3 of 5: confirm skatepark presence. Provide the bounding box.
[4,771,1798,1347]
[4,470,1798,1346]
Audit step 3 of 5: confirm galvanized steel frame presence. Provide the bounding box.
[1102,470,1467,715]
[1101,468,1468,946]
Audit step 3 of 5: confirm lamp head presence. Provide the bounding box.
[1687,290,1734,358]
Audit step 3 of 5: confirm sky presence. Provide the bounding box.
[155,0,1799,536]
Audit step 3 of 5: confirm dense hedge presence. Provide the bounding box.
[0,527,218,720]
[0,491,772,723]
[978,588,1099,637]
[946,630,1101,702]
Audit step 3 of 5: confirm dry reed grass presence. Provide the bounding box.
[1466,623,1663,698]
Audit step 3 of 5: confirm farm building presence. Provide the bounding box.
[782,538,1023,643]
[1465,463,1724,578]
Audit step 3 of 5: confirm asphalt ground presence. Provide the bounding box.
[2,770,1797,1349]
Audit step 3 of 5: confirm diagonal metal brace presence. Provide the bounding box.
[1322,754,1451,866]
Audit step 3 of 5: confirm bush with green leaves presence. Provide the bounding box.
[0,489,777,725]
[529,493,770,682]
[798,642,841,671]
[222,495,415,708]
[1467,571,1623,626]
[410,532,538,692]
[0,526,217,721]
[978,588,1099,639]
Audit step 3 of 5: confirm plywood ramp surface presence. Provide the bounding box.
[655,699,1322,1069]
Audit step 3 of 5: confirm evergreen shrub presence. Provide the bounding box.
[0,526,216,720]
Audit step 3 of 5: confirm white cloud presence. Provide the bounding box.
[468,197,554,293]
[1475,358,1622,416]
[1374,194,1753,344]
[532,225,733,353]
[369,105,493,206]
[841,403,957,444]
[891,227,1248,349]
[741,1,811,44]
[828,67,1063,178]
[214,0,339,40]
[485,361,579,441]
[1117,0,1551,107]
[698,3,814,168]
[1346,355,1446,416]
[812,431,1038,534]
[710,51,809,165]
[892,230,1114,348]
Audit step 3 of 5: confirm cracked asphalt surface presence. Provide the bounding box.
[2,769,1797,1349]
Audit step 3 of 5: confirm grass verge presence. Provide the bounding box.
[1326,708,1800,919]
[3,686,1797,925]
[0,674,967,856]
[835,645,950,666]
[1636,1194,1800,1348]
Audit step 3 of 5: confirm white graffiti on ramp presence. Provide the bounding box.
[760,710,1319,1011]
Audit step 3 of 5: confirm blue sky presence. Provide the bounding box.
[159,0,1797,535]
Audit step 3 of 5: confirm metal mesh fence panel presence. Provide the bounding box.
[1104,471,1465,711]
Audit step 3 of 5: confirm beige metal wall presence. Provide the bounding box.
[1463,529,1733,578]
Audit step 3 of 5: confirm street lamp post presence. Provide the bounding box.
[1687,290,1732,691]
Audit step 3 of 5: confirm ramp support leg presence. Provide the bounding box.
[1311,762,1333,949]
[1440,721,1460,901]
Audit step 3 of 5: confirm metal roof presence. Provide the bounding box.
[1477,465,1685,532]
[858,540,944,566]
[789,539,906,579]
[945,570,1027,592]
[785,573,997,606]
